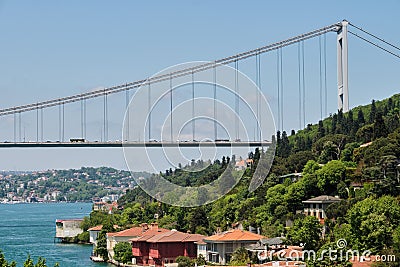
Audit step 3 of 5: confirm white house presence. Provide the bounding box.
[55,219,83,241]
[88,225,103,245]
[195,240,207,258]
[302,195,341,223]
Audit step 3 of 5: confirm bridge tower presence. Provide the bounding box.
[337,20,349,112]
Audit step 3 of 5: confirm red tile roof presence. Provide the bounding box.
[272,247,304,259]
[130,228,170,242]
[350,256,377,267]
[88,225,103,231]
[146,230,205,243]
[111,227,169,238]
[204,229,265,242]
[195,240,207,245]
[107,226,157,238]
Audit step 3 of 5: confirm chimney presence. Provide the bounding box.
[141,223,149,232]
[150,222,158,230]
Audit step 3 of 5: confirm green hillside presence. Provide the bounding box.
[91,93,400,265]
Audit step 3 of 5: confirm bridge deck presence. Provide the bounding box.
[0,141,272,148]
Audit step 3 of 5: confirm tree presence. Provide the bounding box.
[188,207,209,234]
[393,225,400,253]
[369,99,377,123]
[331,113,338,133]
[317,120,325,138]
[229,247,250,266]
[337,109,345,134]
[373,111,388,139]
[347,196,400,253]
[176,256,193,267]
[286,151,315,173]
[287,216,322,250]
[277,131,291,158]
[22,256,58,267]
[0,250,16,267]
[113,242,133,264]
[33,257,47,267]
[95,230,109,261]
[23,255,34,267]
[347,110,354,135]
[303,160,321,175]
[312,134,347,161]
[357,109,365,125]
[356,123,374,143]
[195,254,206,266]
[316,160,346,195]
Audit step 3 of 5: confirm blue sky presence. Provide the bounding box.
[0,1,399,171]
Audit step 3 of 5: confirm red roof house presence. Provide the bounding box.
[131,229,205,267]
[106,223,168,260]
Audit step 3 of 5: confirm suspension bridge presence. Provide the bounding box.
[0,20,399,148]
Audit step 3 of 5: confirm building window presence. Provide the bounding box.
[209,243,217,252]
[226,243,233,253]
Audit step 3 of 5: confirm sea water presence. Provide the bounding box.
[0,202,112,267]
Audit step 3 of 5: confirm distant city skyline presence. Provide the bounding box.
[0,1,399,170]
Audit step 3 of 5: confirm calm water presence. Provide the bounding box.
[0,202,113,267]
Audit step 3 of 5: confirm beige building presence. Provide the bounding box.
[203,229,265,264]
[302,195,341,223]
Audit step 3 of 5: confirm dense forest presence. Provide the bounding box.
[84,94,400,266]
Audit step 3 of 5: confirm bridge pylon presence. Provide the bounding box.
[337,20,349,112]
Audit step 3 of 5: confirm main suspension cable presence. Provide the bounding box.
[349,23,400,52]
[349,30,400,59]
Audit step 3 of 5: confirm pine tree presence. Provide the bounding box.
[337,109,344,134]
[369,99,377,123]
[276,131,282,146]
[317,120,325,138]
[222,156,226,167]
[373,111,388,139]
[388,97,394,111]
[23,255,34,267]
[357,109,365,125]
[276,131,282,156]
[280,131,291,158]
[331,114,337,133]
[347,110,354,135]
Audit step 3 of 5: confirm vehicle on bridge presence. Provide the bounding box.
[70,138,85,143]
